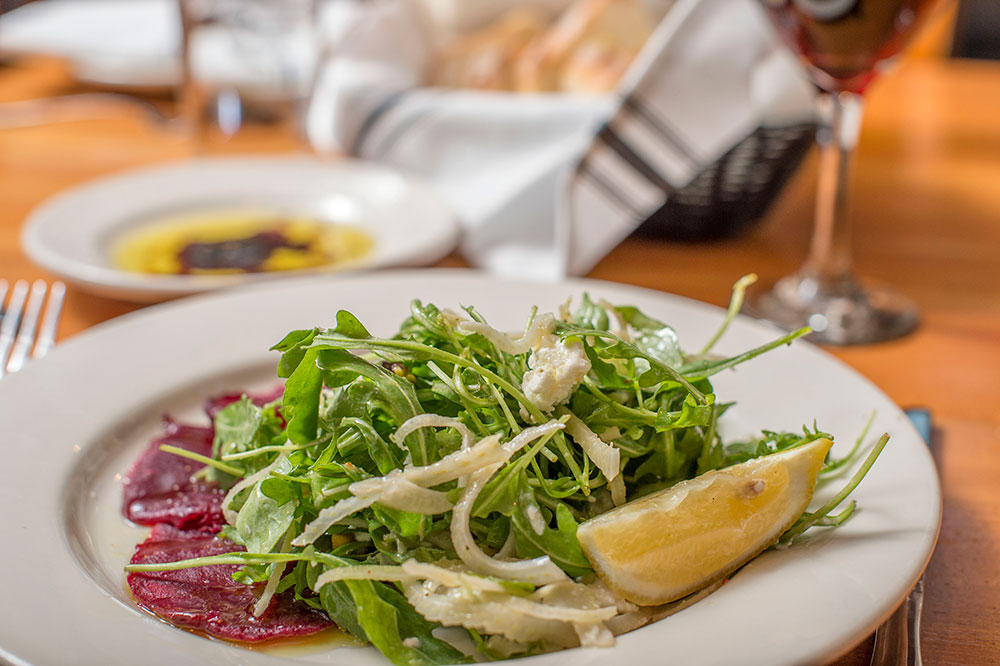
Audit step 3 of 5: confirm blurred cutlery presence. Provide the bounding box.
[0,279,65,379]
[869,407,933,666]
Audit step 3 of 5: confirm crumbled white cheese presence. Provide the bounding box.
[521,334,591,413]
[402,637,421,648]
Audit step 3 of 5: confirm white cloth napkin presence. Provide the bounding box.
[0,0,314,95]
[0,0,180,87]
[308,0,816,279]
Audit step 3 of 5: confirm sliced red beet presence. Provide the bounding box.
[124,390,331,643]
[128,524,331,642]
[205,386,284,421]
[122,419,226,531]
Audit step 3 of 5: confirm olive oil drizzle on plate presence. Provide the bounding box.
[112,210,374,276]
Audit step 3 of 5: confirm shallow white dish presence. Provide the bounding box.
[22,157,459,302]
[0,270,940,666]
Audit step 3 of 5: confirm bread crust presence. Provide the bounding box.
[430,0,653,93]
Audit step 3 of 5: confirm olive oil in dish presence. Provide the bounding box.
[111,209,373,276]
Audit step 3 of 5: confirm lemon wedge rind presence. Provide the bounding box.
[577,437,833,606]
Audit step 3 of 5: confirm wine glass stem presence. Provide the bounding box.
[803,91,865,287]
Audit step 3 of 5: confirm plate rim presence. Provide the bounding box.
[21,156,459,302]
[0,269,942,666]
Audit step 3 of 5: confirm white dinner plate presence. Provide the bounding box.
[0,270,940,666]
[21,157,459,302]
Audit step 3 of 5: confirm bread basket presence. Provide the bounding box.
[308,0,818,273]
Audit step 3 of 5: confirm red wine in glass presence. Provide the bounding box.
[764,0,942,93]
[748,0,943,344]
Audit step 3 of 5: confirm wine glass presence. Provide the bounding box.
[748,0,944,344]
[176,0,318,154]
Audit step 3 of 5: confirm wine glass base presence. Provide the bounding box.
[746,274,919,345]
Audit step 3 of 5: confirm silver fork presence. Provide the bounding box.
[870,579,924,666]
[0,279,66,380]
[869,407,933,666]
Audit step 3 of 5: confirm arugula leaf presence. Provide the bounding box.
[572,293,609,331]
[472,465,523,518]
[613,305,683,367]
[332,310,373,340]
[511,477,593,577]
[208,397,262,485]
[316,349,433,466]
[283,348,323,445]
[654,394,716,432]
[581,341,631,390]
[557,327,707,404]
[272,328,318,377]
[678,327,811,379]
[339,415,404,475]
[371,504,429,540]
[213,397,262,458]
[234,457,295,554]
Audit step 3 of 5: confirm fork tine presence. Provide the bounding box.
[32,280,65,360]
[6,280,48,374]
[0,279,30,380]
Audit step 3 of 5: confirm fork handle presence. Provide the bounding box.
[870,577,924,666]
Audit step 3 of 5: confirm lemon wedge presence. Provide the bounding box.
[577,437,833,606]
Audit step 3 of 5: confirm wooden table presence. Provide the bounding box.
[2,55,998,664]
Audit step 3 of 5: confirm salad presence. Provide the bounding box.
[125,279,883,663]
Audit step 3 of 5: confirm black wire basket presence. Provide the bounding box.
[636,122,816,242]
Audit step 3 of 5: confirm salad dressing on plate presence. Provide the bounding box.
[111,209,374,276]
[121,593,358,656]
[250,626,360,656]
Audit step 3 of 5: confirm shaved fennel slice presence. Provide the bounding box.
[404,584,573,650]
[391,414,476,450]
[603,580,726,636]
[441,422,569,587]
[501,595,616,623]
[574,621,615,648]
[536,582,616,647]
[609,474,627,506]
[452,465,567,586]
[495,526,517,559]
[252,531,292,617]
[315,565,414,588]
[560,409,621,483]
[296,422,565,546]
[450,312,556,355]
[353,420,565,496]
[351,434,506,497]
[499,420,566,455]
[400,560,510,593]
[402,577,616,649]
[293,494,377,546]
[314,560,517,595]
[376,478,453,514]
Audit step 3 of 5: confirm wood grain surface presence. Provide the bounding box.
[1,54,998,664]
